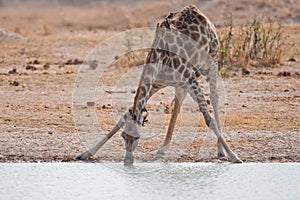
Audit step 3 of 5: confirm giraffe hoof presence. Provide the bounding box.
[157,146,168,156]
[217,151,226,158]
[157,149,166,156]
[76,155,84,160]
[157,144,170,156]
[230,156,243,164]
[76,151,92,160]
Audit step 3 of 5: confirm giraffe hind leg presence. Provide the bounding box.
[157,88,187,155]
[208,71,225,158]
[187,78,242,163]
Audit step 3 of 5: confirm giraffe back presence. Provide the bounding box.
[145,5,219,76]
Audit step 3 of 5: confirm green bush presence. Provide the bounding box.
[218,13,288,69]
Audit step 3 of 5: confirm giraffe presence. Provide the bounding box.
[77,5,242,166]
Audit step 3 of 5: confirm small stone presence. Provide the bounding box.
[10,80,19,86]
[65,59,73,65]
[277,71,291,77]
[164,107,170,114]
[87,101,95,106]
[43,63,50,70]
[288,57,296,62]
[270,156,275,160]
[242,68,250,75]
[25,65,37,71]
[73,59,83,65]
[8,68,17,74]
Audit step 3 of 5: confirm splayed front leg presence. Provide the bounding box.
[76,118,123,161]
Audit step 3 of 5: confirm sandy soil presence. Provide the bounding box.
[0,0,299,163]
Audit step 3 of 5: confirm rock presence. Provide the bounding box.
[73,59,83,65]
[9,80,19,86]
[65,59,73,65]
[242,68,250,75]
[8,68,17,74]
[0,28,25,41]
[288,57,296,62]
[43,63,50,70]
[65,59,83,65]
[25,65,37,71]
[277,71,291,77]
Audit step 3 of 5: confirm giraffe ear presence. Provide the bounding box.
[167,12,176,19]
[141,108,148,126]
[156,23,159,29]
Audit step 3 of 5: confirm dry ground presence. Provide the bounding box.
[0,0,299,163]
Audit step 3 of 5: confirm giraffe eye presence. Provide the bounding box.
[132,115,137,121]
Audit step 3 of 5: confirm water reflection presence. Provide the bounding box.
[102,163,229,199]
[0,163,299,200]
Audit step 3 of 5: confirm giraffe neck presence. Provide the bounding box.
[132,84,149,125]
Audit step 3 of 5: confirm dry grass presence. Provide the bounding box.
[224,112,299,131]
[218,15,295,69]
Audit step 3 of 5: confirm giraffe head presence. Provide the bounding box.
[121,108,148,167]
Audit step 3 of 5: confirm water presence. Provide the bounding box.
[0,163,299,200]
